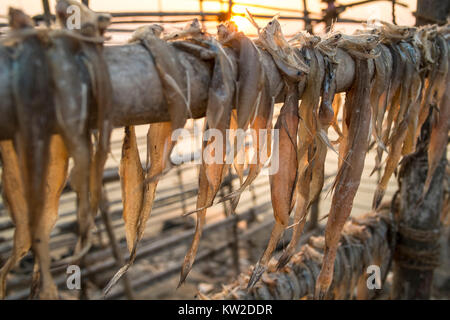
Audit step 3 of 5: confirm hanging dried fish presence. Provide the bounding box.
[129,24,189,146]
[373,44,404,175]
[47,34,93,260]
[422,34,449,200]
[218,21,264,131]
[29,135,68,299]
[278,37,341,270]
[415,27,439,142]
[9,8,55,271]
[401,42,423,155]
[316,52,373,299]
[119,126,144,253]
[217,21,265,208]
[372,42,421,209]
[370,44,392,154]
[163,18,204,41]
[221,77,275,210]
[378,21,416,42]
[331,92,344,141]
[248,82,299,288]
[138,123,174,247]
[372,21,415,173]
[0,135,68,299]
[104,122,173,296]
[179,37,235,286]
[50,0,113,261]
[298,43,322,163]
[248,12,309,81]
[276,146,313,270]
[105,23,196,294]
[0,140,29,299]
[6,8,68,299]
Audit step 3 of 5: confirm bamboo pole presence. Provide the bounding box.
[209,209,393,300]
[0,45,356,141]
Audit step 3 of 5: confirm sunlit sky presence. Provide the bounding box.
[1,0,417,41]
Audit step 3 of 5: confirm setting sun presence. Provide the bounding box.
[230,14,256,35]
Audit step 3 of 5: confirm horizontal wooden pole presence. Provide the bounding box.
[0,40,355,141]
[208,209,393,300]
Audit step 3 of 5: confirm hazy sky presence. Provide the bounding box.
[1,0,417,38]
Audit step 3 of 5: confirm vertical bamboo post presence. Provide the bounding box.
[415,0,449,25]
[392,121,446,299]
[302,0,313,34]
[41,0,52,27]
[199,0,206,29]
[392,0,397,25]
[158,0,163,24]
[391,0,449,299]
[228,0,233,21]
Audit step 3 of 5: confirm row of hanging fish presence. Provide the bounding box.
[112,15,449,299]
[0,0,448,299]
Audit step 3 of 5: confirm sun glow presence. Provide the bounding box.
[230,14,256,35]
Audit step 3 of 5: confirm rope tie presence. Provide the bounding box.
[398,223,441,242]
[395,243,441,270]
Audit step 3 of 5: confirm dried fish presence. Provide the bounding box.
[249,13,309,81]
[248,82,299,288]
[373,41,405,175]
[221,76,275,210]
[422,35,449,199]
[6,9,67,299]
[163,19,204,41]
[135,123,173,252]
[0,136,68,299]
[120,126,144,253]
[47,34,93,259]
[50,0,113,261]
[0,140,29,299]
[218,21,264,130]
[296,46,323,164]
[131,24,189,133]
[316,57,372,299]
[29,135,68,299]
[104,123,173,296]
[338,33,380,59]
[277,38,338,269]
[378,21,416,42]
[9,9,55,270]
[372,42,421,209]
[276,146,313,269]
[179,38,235,285]
[370,44,392,154]
[216,21,266,208]
[56,0,111,37]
